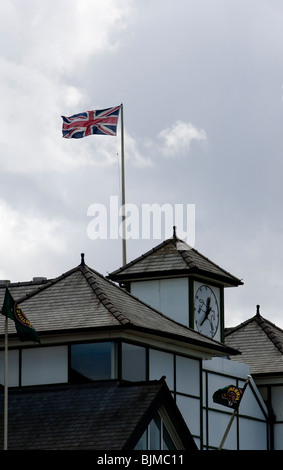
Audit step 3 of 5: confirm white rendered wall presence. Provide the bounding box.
[131,278,189,326]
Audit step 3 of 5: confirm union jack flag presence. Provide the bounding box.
[61,105,121,139]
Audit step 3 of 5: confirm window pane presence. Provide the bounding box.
[22,346,68,386]
[150,414,161,450]
[0,349,19,387]
[134,430,148,450]
[122,343,146,381]
[176,355,200,395]
[71,342,116,381]
[272,386,283,421]
[149,349,174,391]
[176,394,201,435]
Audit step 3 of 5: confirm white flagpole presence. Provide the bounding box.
[218,408,237,450]
[218,375,251,450]
[4,315,8,450]
[120,103,127,266]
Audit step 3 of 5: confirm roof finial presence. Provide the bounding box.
[256,304,260,316]
[80,253,85,265]
[173,226,177,240]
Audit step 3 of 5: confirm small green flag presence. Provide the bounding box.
[2,288,40,343]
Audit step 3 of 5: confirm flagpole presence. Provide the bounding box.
[120,103,127,265]
[4,316,8,450]
[218,375,251,450]
[218,408,237,450]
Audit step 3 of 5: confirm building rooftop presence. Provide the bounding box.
[225,306,283,376]
[0,378,197,450]
[0,254,239,357]
[109,228,243,287]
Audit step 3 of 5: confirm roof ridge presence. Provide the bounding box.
[8,254,129,328]
[177,247,197,269]
[183,245,242,282]
[79,262,130,326]
[255,310,283,354]
[7,254,130,328]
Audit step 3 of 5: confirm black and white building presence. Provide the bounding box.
[0,231,274,450]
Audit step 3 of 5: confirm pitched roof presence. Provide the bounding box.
[109,229,243,287]
[0,255,238,356]
[225,306,283,375]
[0,379,197,450]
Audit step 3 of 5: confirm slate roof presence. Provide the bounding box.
[0,255,238,357]
[225,306,283,375]
[0,378,197,450]
[109,229,243,287]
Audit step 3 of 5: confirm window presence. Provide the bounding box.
[71,342,116,381]
[176,355,200,395]
[121,342,146,381]
[134,413,176,450]
[271,386,283,421]
[149,349,174,391]
[150,413,161,449]
[22,346,68,386]
[0,349,19,387]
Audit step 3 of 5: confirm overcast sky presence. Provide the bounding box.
[1,0,283,328]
